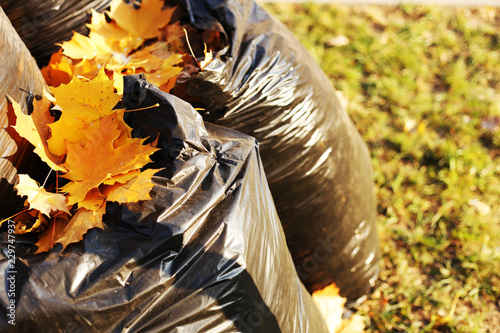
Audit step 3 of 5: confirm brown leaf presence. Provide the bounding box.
[33,212,71,254]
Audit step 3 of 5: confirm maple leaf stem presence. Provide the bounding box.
[125,103,160,112]
[50,216,56,250]
[50,171,59,251]
[0,208,31,226]
[42,168,54,188]
[183,28,201,69]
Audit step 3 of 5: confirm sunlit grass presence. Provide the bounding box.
[263,3,500,332]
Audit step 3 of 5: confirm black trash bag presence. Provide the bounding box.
[0,75,329,332]
[173,0,380,302]
[0,0,112,65]
[0,7,51,218]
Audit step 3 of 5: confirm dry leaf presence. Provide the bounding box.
[13,211,48,234]
[200,44,213,70]
[61,111,158,205]
[55,206,106,251]
[87,9,143,51]
[6,95,65,171]
[15,174,70,216]
[47,69,122,156]
[101,168,159,203]
[33,213,70,254]
[41,50,73,87]
[312,284,366,333]
[110,0,175,40]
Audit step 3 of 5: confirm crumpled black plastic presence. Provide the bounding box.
[0,75,329,332]
[175,0,380,302]
[0,0,112,65]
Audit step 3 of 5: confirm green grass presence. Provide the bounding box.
[262,3,500,332]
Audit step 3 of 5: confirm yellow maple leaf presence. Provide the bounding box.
[60,30,144,76]
[15,174,70,216]
[110,0,175,40]
[142,53,183,89]
[87,9,143,52]
[47,69,122,156]
[60,31,113,61]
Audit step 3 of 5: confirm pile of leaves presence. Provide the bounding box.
[1,0,214,254]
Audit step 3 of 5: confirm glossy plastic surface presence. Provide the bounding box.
[178,0,380,301]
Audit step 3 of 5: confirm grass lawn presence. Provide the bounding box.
[262,3,500,332]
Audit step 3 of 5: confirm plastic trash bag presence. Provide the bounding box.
[0,75,329,332]
[175,0,380,302]
[0,0,112,64]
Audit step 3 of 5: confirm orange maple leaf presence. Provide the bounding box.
[6,94,65,171]
[33,213,68,254]
[41,50,73,87]
[55,206,106,251]
[33,207,104,254]
[101,168,159,203]
[61,111,158,205]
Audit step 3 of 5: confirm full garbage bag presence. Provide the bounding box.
[175,0,380,302]
[0,74,329,332]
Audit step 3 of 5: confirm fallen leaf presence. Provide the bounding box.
[87,9,143,51]
[101,168,160,203]
[468,198,491,216]
[199,44,213,70]
[41,50,73,87]
[6,96,65,171]
[15,174,70,216]
[12,210,48,234]
[110,0,175,40]
[55,206,106,252]
[326,35,349,47]
[61,111,158,204]
[33,212,71,254]
[312,284,346,333]
[60,31,113,61]
[47,69,122,156]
